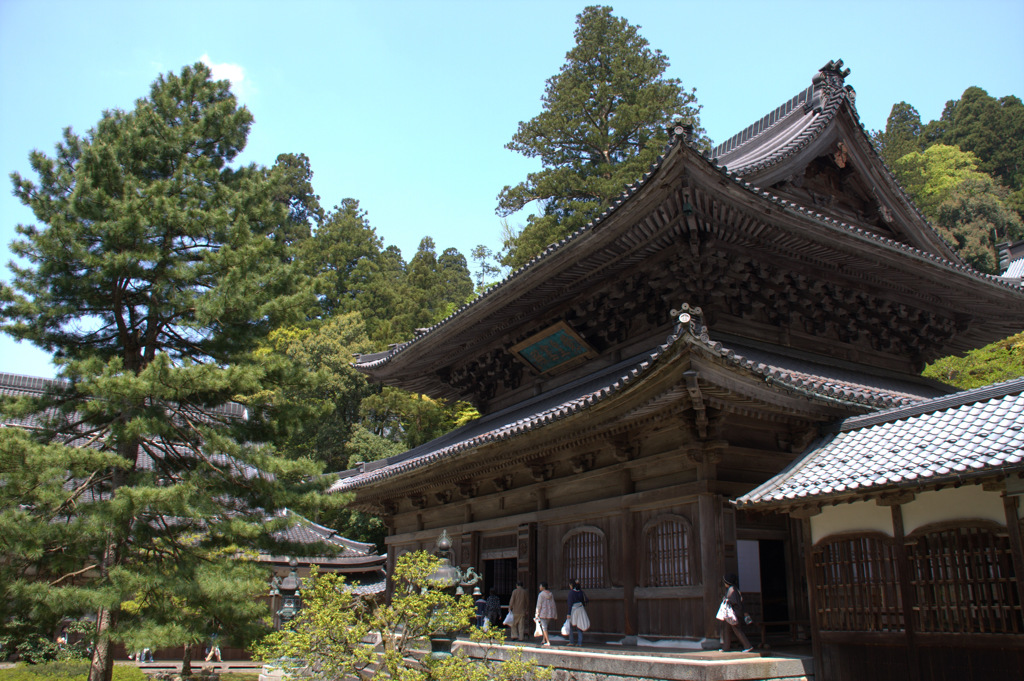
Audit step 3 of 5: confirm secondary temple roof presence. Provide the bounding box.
[735,377,1024,510]
[333,307,946,495]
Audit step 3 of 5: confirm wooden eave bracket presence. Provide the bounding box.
[789,504,822,519]
[457,480,480,498]
[683,370,709,438]
[681,439,728,465]
[528,462,555,482]
[570,452,597,473]
[875,491,916,507]
[493,473,514,492]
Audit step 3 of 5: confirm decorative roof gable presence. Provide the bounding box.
[714,60,958,260]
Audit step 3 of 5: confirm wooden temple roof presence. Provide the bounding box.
[333,307,946,497]
[712,60,955,259]
[263,508,386,571]
[354,61,1024,410]
[735,377,1024,512]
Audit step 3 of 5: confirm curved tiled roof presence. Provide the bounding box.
[736,377,1024,509]
[264,509,385,567]
[1,371,266,482]
[712,60,852,176]
[335,310,942,495]
[355,62,1022,379]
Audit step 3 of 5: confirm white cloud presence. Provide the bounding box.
[200,54,252,100]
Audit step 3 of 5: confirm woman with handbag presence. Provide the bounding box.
[566,579,590,647]
[716,573,753,652]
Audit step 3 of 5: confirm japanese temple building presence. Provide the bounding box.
[332,60,1024,678]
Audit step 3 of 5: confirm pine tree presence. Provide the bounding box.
[497,5,706,269]
[1,63,328,681]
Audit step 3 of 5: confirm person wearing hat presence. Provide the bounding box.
[719,573,753,652]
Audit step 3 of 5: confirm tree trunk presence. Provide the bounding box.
[88,454,131,681]
[182,643,194,676]
[88,606,115,681]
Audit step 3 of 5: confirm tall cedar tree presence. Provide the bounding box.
[874,102,923,169]
[497,5,706,269]
[924,87,1024,194]
[1,63,330,681]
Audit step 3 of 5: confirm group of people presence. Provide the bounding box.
[497,573,754,652]
[503,579,590,647]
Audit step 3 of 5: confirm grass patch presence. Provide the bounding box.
[0,661,147,681]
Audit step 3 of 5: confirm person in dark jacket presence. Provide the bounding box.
[473,587,488,628]
[485,591,502,627]
[720,573,753,652]
[566,578,589,647]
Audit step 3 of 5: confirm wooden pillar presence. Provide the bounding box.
[787,517,810,623]
[1002,495,1024,621]
[698,493,723,640]
[621,509,638,637]
[799,516,824,681]
[460,531,479,571]
[889,502,920,681]
[518,522,537,604]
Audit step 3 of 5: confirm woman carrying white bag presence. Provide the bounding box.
[715,573,753,652]
[535,581,557,646]
[565,578,590,646]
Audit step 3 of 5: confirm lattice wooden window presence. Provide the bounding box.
[812,533,903,632]
[643,515,693,587]
[562,526,606,589]
[907,523,1022,634]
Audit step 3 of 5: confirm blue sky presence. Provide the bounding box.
[1,0,1022,378]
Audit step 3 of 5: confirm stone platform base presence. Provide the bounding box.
[458,641,813,681]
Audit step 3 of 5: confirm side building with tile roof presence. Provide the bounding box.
[737,377,1024,680]
[332,60,1024,652]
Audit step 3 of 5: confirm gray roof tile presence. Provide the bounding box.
[737,377,1024,508]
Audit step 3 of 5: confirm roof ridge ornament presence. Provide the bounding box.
[670,303,710,344]
[809,59,852,113]
[815,59,851,86]
[671,121,696,146]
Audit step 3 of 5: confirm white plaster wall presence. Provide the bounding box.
[901,485,1005,535]
[811,501,893,544]
[809,485,1008,544]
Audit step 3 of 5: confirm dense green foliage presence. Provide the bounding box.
[893,145,989,217]
[933,175,1024,273]
[874,87,1024,272]
[497,5,706,269]
[0,63,332,681]
[0,620,92,664]
[254,553,550,681]
[923,332,1024,390]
